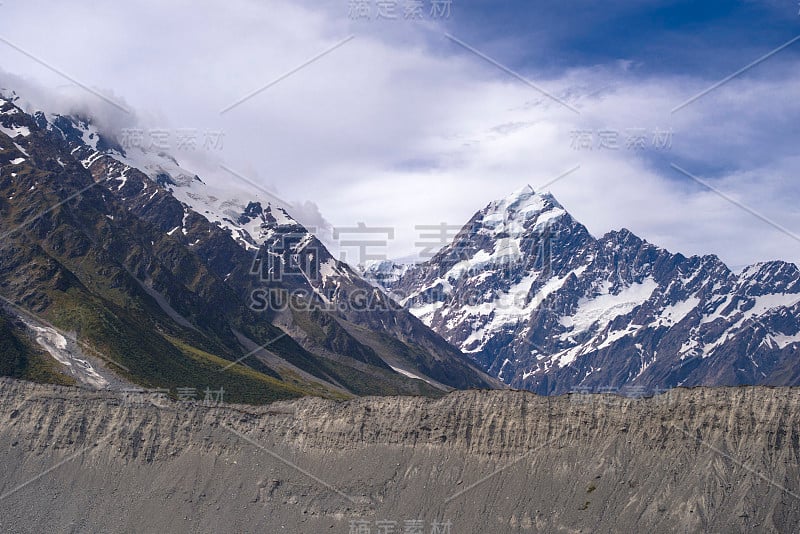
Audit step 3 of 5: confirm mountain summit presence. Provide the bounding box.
[375,187,800,394]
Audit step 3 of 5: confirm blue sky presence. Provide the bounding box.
[450,0,800,75]
[0,0,798,268]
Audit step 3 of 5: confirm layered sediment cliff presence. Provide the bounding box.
[1,379,799,533]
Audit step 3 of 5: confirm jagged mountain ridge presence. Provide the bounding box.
[85,130,497,392]
[0,92,496,399]
[371,185,800,394]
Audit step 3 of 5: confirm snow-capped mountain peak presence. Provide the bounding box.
[40,112,307,254]
[376,185,800,395]
[479,185,565,235]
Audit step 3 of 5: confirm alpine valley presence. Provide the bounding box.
[2,88,799,400]
[0,91,497,401]
[2,87,800,534]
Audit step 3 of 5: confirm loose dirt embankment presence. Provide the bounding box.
[1,379,799,533]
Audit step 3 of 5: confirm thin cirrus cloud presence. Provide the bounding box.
[0,0,797,268]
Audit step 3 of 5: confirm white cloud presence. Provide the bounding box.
[0,0,797,268]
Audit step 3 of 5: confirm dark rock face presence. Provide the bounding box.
[374,186,800,394]
[236,201,264,225]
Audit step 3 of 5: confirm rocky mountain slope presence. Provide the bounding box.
[370,186,800,395]
[1,377,799,533]
[0,92,496,400]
